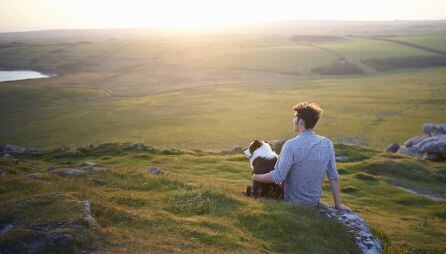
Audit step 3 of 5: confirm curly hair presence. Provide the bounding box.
[292,102,323,129]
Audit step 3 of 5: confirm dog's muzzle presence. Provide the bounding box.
[243,149,251,158]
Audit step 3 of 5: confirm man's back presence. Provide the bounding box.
[271,129,338,206]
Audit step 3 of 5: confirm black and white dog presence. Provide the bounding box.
[244,140,283,199]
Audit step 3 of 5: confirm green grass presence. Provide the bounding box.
[0,143,445,253]
[392,35,446,52]
[1,66,445,150]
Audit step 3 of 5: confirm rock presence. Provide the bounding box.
[0,144,26,154]
[25,147,47,155]
[232,145,243,151]
[396,146,423,158]
[21,234,49,253]
[269,139,286,153]
[58,167,100,175]
[27,173,42,179]
[49,233,74,245]
[318,203,382,254]
[384,143,399,153]
[60,169,85,175]
[335,156,349,162]
[83,161,97,167]
[82,200,100,228]
[82,200,91,214]
[131,143,155,152]
[0,167,4,175]
[148,167,162,174]
[416,135,446,157]
[84,215,101,228]
[403,136,424,147]
[81,167,99,174]
[3,153,11,159]
[47,166,56,172]
[422,153,441,161]
[422,123,446,136]
[0,223,14,236]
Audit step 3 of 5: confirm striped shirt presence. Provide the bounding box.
[271,129,339,206]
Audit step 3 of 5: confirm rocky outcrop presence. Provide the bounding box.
[318,203,382,254]
[386,123,446,160]
[0,196,100,254]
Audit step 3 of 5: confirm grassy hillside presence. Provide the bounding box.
[0,143,445,253]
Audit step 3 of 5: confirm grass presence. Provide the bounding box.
[0,142,445,253]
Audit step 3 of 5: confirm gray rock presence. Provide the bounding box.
[385,143,399,153]
[49,233,74,245]
[416,135,446,157]
[60,169,85,175]
[132,143,155,152]
[47,166,56,172]
[403,136,424,147]
[422,123,446,136]
[58,167,100,175]
[318,203,382,254]
[2,153,11,159]
[269,139,286,153]
[25,148,47,155]
[84,215,100,228]
[0,223,14,236]
[232,145,243,151]
[0,167,4,175]
[81,167,99,174]
[83,161,97,167]
[21,234,48,253]
[148,167,162,174]
[27,173,42,179]
[396,146,423,158]
[0,144,26,154]
[335,156,349,162]
[82,200,91,214]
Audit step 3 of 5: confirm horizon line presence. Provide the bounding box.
[1,18,446,34]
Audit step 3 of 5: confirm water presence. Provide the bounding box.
[0,70,55,82]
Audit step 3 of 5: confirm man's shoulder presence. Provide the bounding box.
[316,134,334,146]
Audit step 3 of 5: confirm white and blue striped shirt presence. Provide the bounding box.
[271,129,339,206]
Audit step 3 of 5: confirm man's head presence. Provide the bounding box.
[292,102,323,132]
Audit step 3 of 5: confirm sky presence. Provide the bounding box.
[0,0,445,32]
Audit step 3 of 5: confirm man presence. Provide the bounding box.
[252,102,349,210]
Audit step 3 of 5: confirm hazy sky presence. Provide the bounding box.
[1,0,445,32]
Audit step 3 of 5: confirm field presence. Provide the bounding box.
[0,33,446,150]
[0,22,446,253]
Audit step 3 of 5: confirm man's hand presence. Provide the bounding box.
[252,172,274,183]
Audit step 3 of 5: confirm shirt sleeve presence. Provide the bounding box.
[271,141,294,184]
[326,140,339,180]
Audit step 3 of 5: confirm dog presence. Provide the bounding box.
[243,140,283,199]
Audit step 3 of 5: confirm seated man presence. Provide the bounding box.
[252,102,348,210]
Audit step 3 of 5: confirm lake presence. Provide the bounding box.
[0,70,55,82]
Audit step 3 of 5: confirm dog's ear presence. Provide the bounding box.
[262,140,268,144]
[249,140,262,154]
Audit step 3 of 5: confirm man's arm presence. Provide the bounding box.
[253,142,294,184]
[327,141,350,211]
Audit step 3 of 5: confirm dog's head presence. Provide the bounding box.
[243,140,271,158]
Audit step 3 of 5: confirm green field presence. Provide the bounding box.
[1,33,446,150]
[1,25,446,253]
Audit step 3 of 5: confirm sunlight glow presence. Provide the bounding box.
[0,0,445,32]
